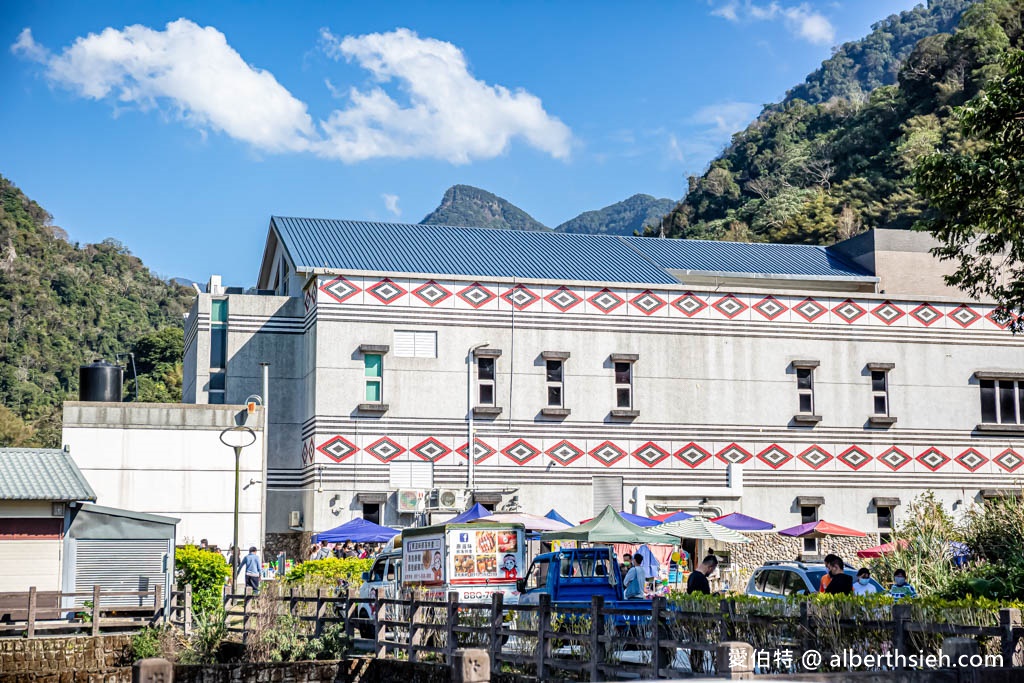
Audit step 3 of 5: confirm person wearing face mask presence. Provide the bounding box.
[853,567,878,595]
[823,554,853,594]
[889,568,918,599]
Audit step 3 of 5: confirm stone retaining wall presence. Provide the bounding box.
[0,635,132,676]
[726,533,882,587]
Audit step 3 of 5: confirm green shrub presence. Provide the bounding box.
[175,546,231,616]
[179,608,227,665]
[131,625,165,660]
[284,557,373,590]
[300,623,352,660]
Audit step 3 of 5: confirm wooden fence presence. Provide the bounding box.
[199,588,1024,679]
[0,585,163,638]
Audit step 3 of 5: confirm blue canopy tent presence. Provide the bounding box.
[545,509,574,526]
[446,503,492,524]
[314,518,399,543]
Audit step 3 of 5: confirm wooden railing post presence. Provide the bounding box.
[445,592,460,664]
[374,591,386,658]
[488,592,504,675]
[289,587,297,618]
[409,591,422,663]
[892,602,911,668]
[535,593,551,680]
[650,596,664,678]
[153,584,163,624]
[999,608,1022,667]
[798,600,810,662]
[589,595,605,681]
[315,588,326,638]
[345,588,357,640]
[184,584,193,636]
[26,587,37,639]
[91,585,101,637]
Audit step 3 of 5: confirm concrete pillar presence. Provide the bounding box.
[715,641,754,680]
[451,648,490,683]
[133,658,173,683]
[942,636,979,662]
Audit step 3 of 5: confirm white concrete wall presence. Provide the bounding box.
[62,404,264,550]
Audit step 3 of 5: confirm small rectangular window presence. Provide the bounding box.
[211,299,228,323]
[800,506,817,524]
[981,378,1023,425]
[477,357,495,406]
[999,382,1017,424]
[210,327,227,369]
[981,379,997,423]
[209,371,226,405]
[364,354,382,403]
[871,370,889,416]
[546,360,564,407]
[614,362,632,409]
[796,368,814,414]
[876,506,892,530]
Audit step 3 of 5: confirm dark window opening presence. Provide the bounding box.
[362,503,380,525]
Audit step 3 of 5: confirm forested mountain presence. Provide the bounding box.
[656,0,1023,245]
[783,0,975,106]
[420,185,549,231]
[0,176,192,446]
[554,194,675,236]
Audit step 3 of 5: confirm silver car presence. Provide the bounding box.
[745,560,884,597]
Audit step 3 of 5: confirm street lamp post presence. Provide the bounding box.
[220,425,257,583]
[467,342,490,491]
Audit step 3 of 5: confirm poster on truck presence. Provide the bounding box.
[448,527,523,582]
[403,534,444,584]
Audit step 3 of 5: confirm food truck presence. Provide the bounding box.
[401,522,525,603]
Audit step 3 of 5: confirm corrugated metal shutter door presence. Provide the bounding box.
[592,476,623,516]
[74,539,170,607]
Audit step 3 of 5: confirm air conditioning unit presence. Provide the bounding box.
[289,510,302,528]
[434,488,466,510]
[396,489,426,513]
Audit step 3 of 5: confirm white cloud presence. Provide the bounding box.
[12,21,317,153]
[382,193,401,217]
[11,21,572,164]
[689,101,762,135]
[316,28,572,163]
[708,1,835,45]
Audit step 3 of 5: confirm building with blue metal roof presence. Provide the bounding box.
[259,216,876,292]
[182,217,1024,577]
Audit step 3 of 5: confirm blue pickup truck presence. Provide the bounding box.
[515,546,653,613]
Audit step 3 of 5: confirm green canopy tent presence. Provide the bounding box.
[539,506,678,544]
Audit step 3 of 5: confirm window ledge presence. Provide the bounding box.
[610,409,640,419]
[357,403,389,414]
[867,362,895,372]
[541,407,571,418]
[610,353,639,363]
[976,423,1024,433]
[974,370,1024,381]
[792,359,820,369]
[792,414,822,424]
[541,351,570,361]
[358,344,390,355]
[868,415,898,427]
[473,406,503,417]
[474,348,502,358]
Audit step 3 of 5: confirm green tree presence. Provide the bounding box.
[0,403,35,446]
[915,49,1024,331]
[175,546,231,616]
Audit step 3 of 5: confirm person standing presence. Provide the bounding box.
[243,546,262,595]
[686,555,718,595]
[620,553,633,581]
[853,567,879,596]
[623,553,646,599]
[823,554,853,594]
[889,568,918,599]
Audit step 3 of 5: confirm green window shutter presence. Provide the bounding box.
[364,354,382,378]
[365,382,381,402]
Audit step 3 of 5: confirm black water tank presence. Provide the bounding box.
[79,360,123,402]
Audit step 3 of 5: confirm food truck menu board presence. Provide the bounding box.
[449,527,522,581]
[403,535,444,584]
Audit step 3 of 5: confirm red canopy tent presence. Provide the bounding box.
[778,520,867,539]
[856,539,909,558]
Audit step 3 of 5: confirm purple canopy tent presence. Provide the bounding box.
[710,512,775,532]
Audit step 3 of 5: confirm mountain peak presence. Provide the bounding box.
[420,185,549,232]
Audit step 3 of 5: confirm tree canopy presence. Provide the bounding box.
[915,48,1024,331]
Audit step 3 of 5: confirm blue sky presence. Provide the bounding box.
[3,1,919,286]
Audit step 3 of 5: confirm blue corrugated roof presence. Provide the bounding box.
[624,236,870,279]
[270,217,874,285]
